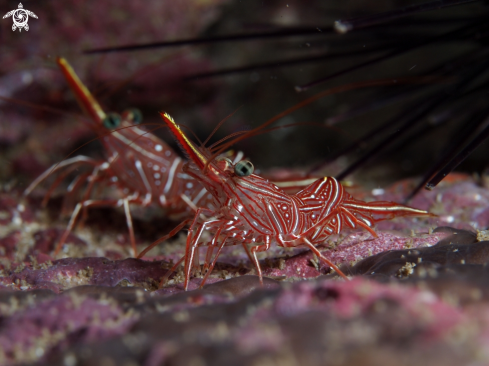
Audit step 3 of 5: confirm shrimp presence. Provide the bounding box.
[138,112,433,290]
[24,58,218,257]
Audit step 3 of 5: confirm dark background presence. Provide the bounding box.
[1,0,488,191]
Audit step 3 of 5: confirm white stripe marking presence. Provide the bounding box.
[135,160,152,198]
[164,157,181,194]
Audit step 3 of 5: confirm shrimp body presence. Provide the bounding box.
[95,114,206,215]
[56,57,212,216]
[144,112,432,290]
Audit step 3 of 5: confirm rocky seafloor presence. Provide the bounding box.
[1,174,489,365]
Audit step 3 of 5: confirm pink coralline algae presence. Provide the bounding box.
[274,278,464,339]
[0,241,488,365]
[30,276,472,366]
[264,230,446,279]
[1,257,167,292]
[326,231,445,263]
[0,293,138,365]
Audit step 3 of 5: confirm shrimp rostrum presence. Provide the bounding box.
[138,112,433,290]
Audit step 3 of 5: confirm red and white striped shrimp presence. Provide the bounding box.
[25,58,218,257]
[138,112,433,290]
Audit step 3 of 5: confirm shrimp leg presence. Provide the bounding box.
[54,198,138,256]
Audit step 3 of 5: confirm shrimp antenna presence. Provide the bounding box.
[202,106,242,147]
[209,131,249,151]
[209,122,344,153]
[0,94,88,123]
[205,76,445,168]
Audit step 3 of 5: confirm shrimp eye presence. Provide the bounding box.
[125,108,143,125]
[103,113,121,129]
[234,160,254,177]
